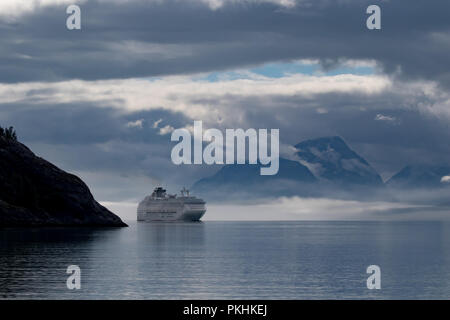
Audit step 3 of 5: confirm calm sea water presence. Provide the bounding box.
[1,221,450,299]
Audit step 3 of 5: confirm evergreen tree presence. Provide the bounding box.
[0,126,18,141]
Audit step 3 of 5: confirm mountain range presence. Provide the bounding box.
[192,136,450,200]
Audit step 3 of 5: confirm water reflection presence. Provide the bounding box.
[0,227,121,299]
[1,221,450,299]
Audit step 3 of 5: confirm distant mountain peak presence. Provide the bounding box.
[295,136,365,163]
[294,136,382,186]
[191,136,384,200]
[191,158,317,199]
[387,164,450,189]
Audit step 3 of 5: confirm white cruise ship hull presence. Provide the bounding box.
[137,198,206,222]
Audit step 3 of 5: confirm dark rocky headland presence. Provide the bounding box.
[0,127,127,227]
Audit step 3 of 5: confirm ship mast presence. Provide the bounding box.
[181,187,189,196]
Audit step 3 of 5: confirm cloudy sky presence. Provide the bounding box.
[1,0,450,218]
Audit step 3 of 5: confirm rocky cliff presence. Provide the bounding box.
[0,136,127,227]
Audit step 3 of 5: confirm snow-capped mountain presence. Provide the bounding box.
[191,136,384,199]
[294,136,383,187]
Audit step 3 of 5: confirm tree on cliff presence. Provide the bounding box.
[0,126,17,141]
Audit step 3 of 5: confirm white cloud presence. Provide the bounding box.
[0,73,392,123]
[0,0,85,19]
[279,144,300,160]
[0,0,295,19]
[199,0,296,10]
[441,176,450,183]
[3,71,450,138]
[151,118,173,134]
[316,107,328,114]
[340,59,378,69]
[152,118,163,128]
[158,124,175,135]
[375,114,396,122]
[126,119,144,128]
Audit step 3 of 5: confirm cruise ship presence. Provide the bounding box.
[137,187,206,222]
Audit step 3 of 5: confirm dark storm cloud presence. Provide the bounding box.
[0,102,188,145]
[1,0,449,86]
[0,101,181,173]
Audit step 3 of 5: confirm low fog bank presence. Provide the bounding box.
[102,188,450,222]
[205,198,447,221]
[193,182,450,206]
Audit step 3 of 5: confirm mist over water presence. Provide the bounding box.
[104,194,450,222]
[2,220,450,299]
